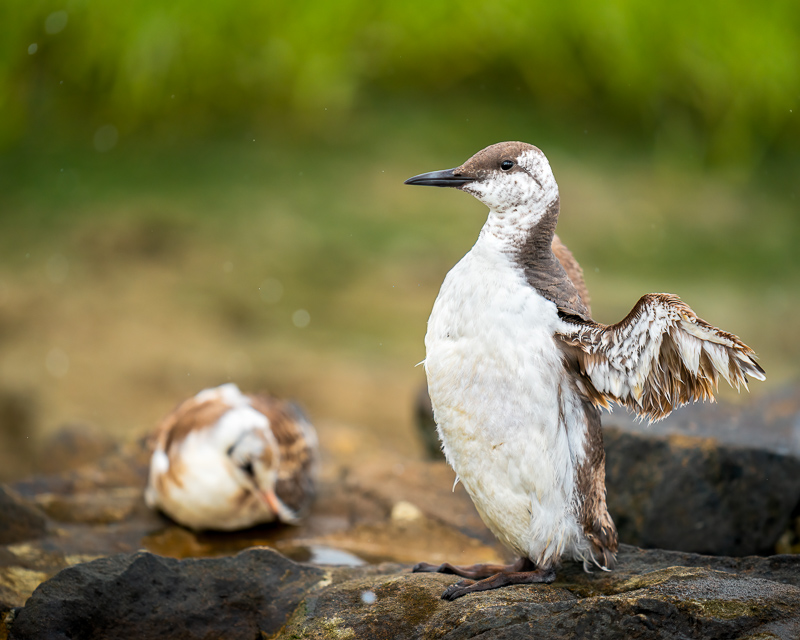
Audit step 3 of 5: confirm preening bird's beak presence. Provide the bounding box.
[260,488,284,516]
[259,488,299,524]
[404,168,475,188]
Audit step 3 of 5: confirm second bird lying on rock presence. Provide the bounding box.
[404,141,765,600]
[145,383,318,531]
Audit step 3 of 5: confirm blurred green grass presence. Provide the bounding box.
[4,1,799,166]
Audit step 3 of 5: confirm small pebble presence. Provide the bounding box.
[391,500,423,522]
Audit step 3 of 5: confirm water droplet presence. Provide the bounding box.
[259,278,283,304]
[360,591,377,605]
[93,125,118,152]
[28,43,38,55]
[44,11,68,35]
[292,309,310,328]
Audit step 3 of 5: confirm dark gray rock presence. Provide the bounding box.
[10,546,800,640]
[604,425,800,556]
[284,545,800,640]
[414,382,444,460]
[607,384,800,457]
[0,486,47,546]
[9,548,326,640]
[558,544,800,589]
[603,384,800,555]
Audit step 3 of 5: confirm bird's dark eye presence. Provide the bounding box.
[500,160,514,171]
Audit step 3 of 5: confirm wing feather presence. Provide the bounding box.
[557,293,765,422]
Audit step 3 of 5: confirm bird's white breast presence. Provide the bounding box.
[424,234,587,563]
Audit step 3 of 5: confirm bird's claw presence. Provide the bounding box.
[441,579,475,601]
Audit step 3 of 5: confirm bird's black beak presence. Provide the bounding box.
[404,168,475,188]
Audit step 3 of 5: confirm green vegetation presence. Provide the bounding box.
[4,1,799,167]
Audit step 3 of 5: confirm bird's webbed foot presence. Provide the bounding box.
[412,557,556,599]
[412,558,531,579]
[440,566,556,601]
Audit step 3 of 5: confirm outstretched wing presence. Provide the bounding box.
[557,293,765,422]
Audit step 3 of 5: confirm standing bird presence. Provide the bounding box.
[404,142,765,600]
[145,383,318,531]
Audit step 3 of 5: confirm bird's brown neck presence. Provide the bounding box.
[514,197,591,320]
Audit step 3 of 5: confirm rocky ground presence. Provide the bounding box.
[2,384,800,639]
[8,546,800,640]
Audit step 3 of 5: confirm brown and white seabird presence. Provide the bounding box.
[145,383,318,531]
[404,141,765,600]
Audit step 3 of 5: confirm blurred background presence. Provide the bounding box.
[0,0,798,481]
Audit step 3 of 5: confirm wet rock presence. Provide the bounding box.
[603,384,800,558]
[9,548,326,640]
[32,487,144,525]
[603,384,800,559]
[566,544,800,589]
[285,565,800,639]
[8,546,800,640]
[35,424,118,475]
[344,458,497,547]
[11,439,151,516]
[604,419,800,557]
[287,513,504,567]
[0,390,38,483]
[776,514,800,555]
[0,487,47,546]
[0,543,69,612]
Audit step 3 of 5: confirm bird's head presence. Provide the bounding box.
[404,141,559,217]
[227,419,298,524]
